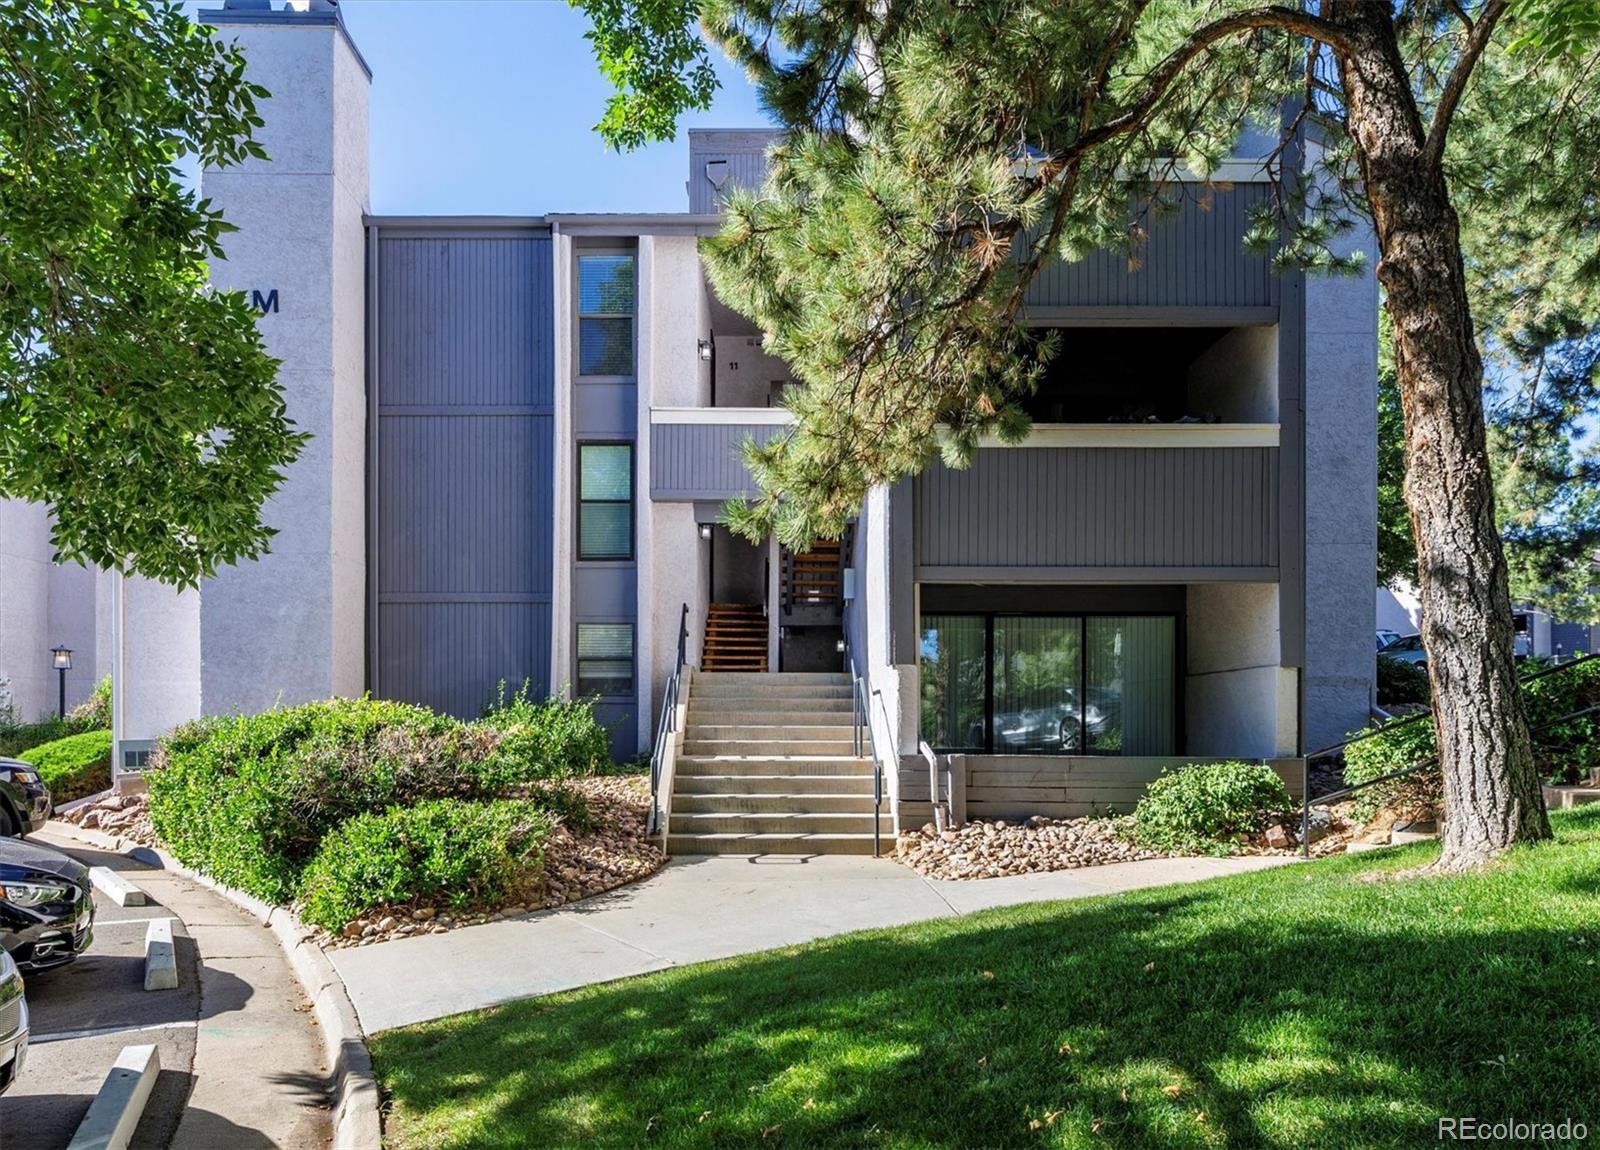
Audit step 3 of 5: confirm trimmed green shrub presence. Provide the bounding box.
[18,730,113,805]
[297,799,554,932]
[1133,761,1292,855]
[1376,655,1430,706]
[481,682,611,781]
[147,695,606,903]
[0,716,72,759]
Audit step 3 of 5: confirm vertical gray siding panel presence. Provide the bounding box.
[1024,186,1278,310]
[915,446,1279,571]
[372,231,555,717]
[649,422,791,500]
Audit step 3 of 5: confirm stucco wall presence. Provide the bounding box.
[1301,222,1379,750]
[1185,582,1297,757]
[198,14,369,715]
[1187,325,1279,422]
[0,501,55,721]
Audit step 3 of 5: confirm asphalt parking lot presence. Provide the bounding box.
[0,857,201,1150]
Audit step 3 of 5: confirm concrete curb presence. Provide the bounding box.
[142,918,178,991]
[88,866,146,907]
[38,823,382,1150]
[65,1042,160,1150]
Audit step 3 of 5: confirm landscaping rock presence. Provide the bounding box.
[1265,824,1292,850]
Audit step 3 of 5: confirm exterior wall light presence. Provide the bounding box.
[50,645,73,719]
[835,638,846,653]
[697,338,713,362]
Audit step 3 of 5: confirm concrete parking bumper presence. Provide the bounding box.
[64,1044,160,1150]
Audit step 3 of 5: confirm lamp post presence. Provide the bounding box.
[51,646,72,720]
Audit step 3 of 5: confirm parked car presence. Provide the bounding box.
[0,948,26,1094]
[0,759,51,837]
[0,836,94,972]
[1376,629,1401,651]
[1379,633,1428,670]
[987,689,1115,752]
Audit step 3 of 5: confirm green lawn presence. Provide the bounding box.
[371,808,1600,1149]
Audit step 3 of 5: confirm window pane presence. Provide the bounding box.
[577,624,633,697]
[578,623,633,658]
[580,445,631,500]
[577,254,635,314]
[1085,617,1174,755]
[578,659,632,697]
[993,617,1082,752]
[919,615,987,751]
[580,503,631,559]
[579,317,633,375]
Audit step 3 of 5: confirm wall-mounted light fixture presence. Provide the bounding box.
[698,523,713,541]
[834,638,846,653]
[697,338,714,362]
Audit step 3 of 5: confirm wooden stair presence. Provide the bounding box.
[785,538,843,607]
[702,603,768,672]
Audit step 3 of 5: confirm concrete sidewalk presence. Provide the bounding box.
[330,852,1290,1033]
[25,829,333,1150]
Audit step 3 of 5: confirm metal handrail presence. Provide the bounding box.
[1299,697,1600,858]
[845,638,886,857]
[1305,646,1593,764]
[647,603,691,836]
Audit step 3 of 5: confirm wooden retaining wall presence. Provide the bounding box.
[897,755,1305,828]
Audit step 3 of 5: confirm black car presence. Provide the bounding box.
[0,758,52,836]
[0,836,94,972]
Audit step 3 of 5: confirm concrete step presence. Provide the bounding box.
[673,792,879,814]
[684,724,856,741]
[674,773,875,795]
[671,811,891,834]
[666,832,882,856]
[676,756,873,777]
[687,710,856,727]
[696,672,849,685]
[681,738,859,756]
[689,699,854,716]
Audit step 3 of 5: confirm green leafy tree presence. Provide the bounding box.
[0,0,304,588]
[576,0,1600,869]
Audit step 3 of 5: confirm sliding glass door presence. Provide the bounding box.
[920,613,1176,755]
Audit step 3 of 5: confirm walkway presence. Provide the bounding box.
[329,852,1290,1033]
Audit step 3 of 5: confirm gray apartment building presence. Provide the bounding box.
[0,2,1376,851]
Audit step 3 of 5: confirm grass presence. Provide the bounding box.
[371,808,1600,1149]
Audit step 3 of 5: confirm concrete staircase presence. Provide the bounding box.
[667,671,886,855]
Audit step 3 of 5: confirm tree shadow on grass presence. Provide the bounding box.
[372,815,1600,1150]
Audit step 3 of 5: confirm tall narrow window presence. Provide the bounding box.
[578,443,633,560]
[919,615,988,751]
[577,623,634,697]
[1085,616,1175,755]
[577,253,635,375]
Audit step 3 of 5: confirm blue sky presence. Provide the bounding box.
[334,1,768,215]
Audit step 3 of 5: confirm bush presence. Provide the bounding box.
[1342,717,1440,822]
[481,682,611,781]
[1132,761,1291,855]
[297,799,554,932]
[0,716,72,760]
[147,694,606,903]
[1376,656,1430,706]
[18,730,113,805]
[66,677,113,730]
[1523,656,1600,784]
[1344,654,1600,815]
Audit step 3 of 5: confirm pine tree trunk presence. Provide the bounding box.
[1328,3,1550,868]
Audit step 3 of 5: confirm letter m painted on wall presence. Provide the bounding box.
[250,289,279,314]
